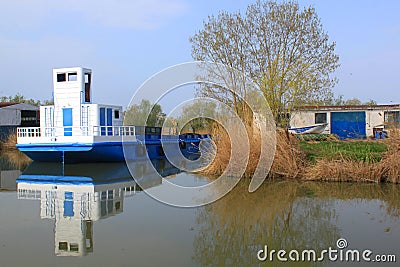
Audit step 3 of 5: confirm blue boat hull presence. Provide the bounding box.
[17,138,206,163]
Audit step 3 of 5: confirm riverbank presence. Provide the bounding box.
[2,127,400,184]
[202,128,400,184]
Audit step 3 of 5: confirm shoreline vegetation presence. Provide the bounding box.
[201,126,400,184]
[0,133,31,170]
[1,133,18,151]
[2,128,400,184]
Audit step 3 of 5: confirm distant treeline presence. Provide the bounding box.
[325,95,377,106]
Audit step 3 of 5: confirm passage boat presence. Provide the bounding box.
[16,67,210,163]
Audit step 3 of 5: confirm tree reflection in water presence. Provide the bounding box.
[193,180,400,267]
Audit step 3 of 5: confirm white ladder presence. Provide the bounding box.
[81,106,89,135]
[44,107,54,137]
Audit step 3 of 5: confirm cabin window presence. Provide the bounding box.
[108,190,114,199]
[70,243,79,252]
[68,72,78,81]
[315,113,327,124]
[84,73,91,102]
[57,73,66,82]
[114,110,120,119]
[59,242,68,251]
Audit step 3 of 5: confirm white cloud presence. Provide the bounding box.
[0,0,188,30]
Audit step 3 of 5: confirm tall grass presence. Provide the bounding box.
[1,133,17,151]
[302,132,400,183]
[202,125,306,179]
[270,129,307,179]
[1,133,31,169]
[1,150,31,170]
[200,124,231,176]
[300,140,387,163]
[203,125,400,184]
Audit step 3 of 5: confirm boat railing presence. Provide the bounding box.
[17,127,41,138]
[17,126,137,138]
[92,126,136,136]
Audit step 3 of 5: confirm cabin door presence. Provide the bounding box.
[100,107,113,136]
[63,192,74,217]
[62,108,73,136]
[100,108,106,135]
[107,108,113,135]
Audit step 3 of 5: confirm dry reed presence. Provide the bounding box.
[304,158,386,183]
[1,133,17,151]
[203,124,400,184]
[297,130,400,184]
[200,124,231,176]
[269,129,307,179]
[1,150,31,170]
[201,125,307,179]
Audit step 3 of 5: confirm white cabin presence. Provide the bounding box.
[17,67,136,145]
[42,67,123,136]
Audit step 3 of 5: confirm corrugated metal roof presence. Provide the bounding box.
[0,102,39,110]
[0,102,19,108]
[294,104,400,111]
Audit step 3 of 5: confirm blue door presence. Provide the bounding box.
[100,108,106,136]
[63,192,74,217]
[107,108,113,135]
[331,112,366,139]
[63,108,73,136]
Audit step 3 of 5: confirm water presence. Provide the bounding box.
[0,151,399,266]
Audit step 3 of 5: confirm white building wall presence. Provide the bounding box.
[365,110,385,137]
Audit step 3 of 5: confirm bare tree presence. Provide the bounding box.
[190,0,340,126]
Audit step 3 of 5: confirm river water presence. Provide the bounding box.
[0,151,399,266]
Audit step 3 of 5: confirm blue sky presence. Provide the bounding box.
[0,0,399,108]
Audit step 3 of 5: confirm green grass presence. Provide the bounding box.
[300,140,388,163]
[296,134,336,142]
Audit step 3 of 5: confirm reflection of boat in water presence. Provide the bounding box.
[16,159,181,257]
[288,123,328,135]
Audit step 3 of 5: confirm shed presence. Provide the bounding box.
[0,102,39,141]
[290,104,400,139]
